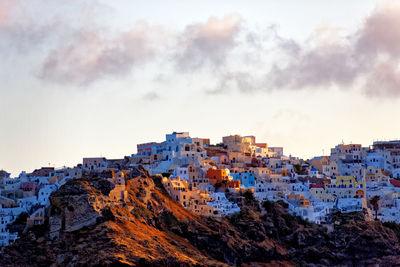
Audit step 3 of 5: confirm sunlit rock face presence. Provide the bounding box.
[49,180,105,234]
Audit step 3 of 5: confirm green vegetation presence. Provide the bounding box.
[369,195,381,220]
[293,164,306,175]
[242,190,255,202]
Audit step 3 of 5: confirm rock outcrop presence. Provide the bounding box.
[1,172,400,266]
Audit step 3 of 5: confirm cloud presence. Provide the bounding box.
[364,61,400,98]
[215,2,400,98]
[265,2,400,97]
[208,71,259,94]
[0,0,161,86]
[142,91,160,101]
[0,0,14,27]
[0,0,57,52]
[39,22,158,85]
[268,24,301,56]
[267,41,359,90]
[356,2,400,59]
[38,13,243,85]
[0,0,31,29]
[175,14,242,71]
[2,0,400,99]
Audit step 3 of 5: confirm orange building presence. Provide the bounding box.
[355,190,364,198]
[206,168,230,182]
[206,168,240,189]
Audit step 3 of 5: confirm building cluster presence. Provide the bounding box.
[3,133,400,247]
[0,167,69,246]
[134,134,400,224]
[0,158,140,246]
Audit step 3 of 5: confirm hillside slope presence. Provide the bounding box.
[1,172,400,266]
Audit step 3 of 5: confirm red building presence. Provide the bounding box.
[390,179,400,188]
[137,142,156,156]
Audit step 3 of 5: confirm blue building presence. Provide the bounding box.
[231,172,255,189]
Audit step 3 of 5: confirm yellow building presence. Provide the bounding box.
[162,177,191,207]
[223,135,253,154]
[161,177,214,216]
[227,151,250,164]
[287,194,310,207]
[330,176,359,188]
[187,164,209,189]
[321,176,365,202]
[186,188,214,216]
[311,156,330,173]
[329,161,339,177]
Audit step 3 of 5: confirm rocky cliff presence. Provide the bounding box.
[1,172,400,266]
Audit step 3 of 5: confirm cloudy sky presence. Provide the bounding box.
[1,0,400,175]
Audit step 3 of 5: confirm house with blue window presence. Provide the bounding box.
[231,172,255,189]
[322,176,365,202]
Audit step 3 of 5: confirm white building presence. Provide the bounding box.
[38,184,58,206]
[173,167,190,181]
[254,180,279,202]
[208,192,240,215]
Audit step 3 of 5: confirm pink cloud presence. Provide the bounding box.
[259,1,400,97]
[365,61,400,97]
[175,14,242,71]
[357,2,400,59]
[2,0,400,98]
[0,0,19,28]
[39,22,158,85]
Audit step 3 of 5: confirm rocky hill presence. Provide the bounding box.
[1,171,400,266]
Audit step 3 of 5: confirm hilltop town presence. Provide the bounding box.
[2,132,400,247]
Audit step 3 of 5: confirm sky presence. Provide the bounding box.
[1,0,400,176]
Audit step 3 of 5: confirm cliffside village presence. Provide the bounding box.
[2,132,400,247]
